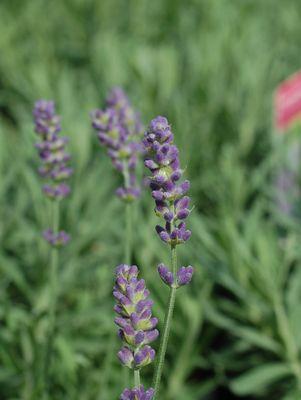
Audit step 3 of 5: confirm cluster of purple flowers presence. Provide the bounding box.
[33,100,72,246]
[143,116,191,246]
[114,264,157,398]
[158,263,193,288]
[114,264,158,368]
[143,116,193,287]
[91,88,143,202]
[43,229,70,248]
[120,386,154,400]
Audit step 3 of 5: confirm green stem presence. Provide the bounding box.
[134,369,141,388]
[43,200,60,398]
[49,200,59,337]
[99,185,133,398]
[125,202,132,265]
[153,246,178,399]
[274,296,301,390]
[123,201,132,390]
[122,160,132,266]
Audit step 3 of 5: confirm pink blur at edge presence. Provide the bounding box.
[275,71,301,131]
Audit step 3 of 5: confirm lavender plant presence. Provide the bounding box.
[143,116,193,398]
[33,99,72,395]
[91,88,143,264]
[114,264,157,398]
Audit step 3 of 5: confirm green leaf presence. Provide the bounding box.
[230,363,291,395]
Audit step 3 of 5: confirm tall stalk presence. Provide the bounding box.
[49,200,60,341]
[123,164,133,387]
[43,200,60,398]
[143,116,193,399]
[33,99,72,399]
[99,166,134,399]
[125,202,132,265]
[152,246,177,399]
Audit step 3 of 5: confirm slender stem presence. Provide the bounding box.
[122,159,132,266]
[43,200,60,398]
[134,369,141,388]
[152,246,178,399]
[49,200,60,335]
[123,201,132,389]
[99,185,133,398]
[125,202,132,265]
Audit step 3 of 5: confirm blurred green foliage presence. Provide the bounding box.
[1,0,301,399]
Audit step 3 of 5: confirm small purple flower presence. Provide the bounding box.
[134,345,156,368]
[157,263,174,287]
[144,116,192,246]
[114,264,158,370]
[177,266,194,286]
[91,88,143,202]
[157,263,194,288]
[43,229,70,247]
[116,186,141,202]
[42,183,71,200]
[120,386,154,400]
[118,346,134,368]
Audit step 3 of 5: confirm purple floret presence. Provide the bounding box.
[157,263,174,287]
[177,266,194,286]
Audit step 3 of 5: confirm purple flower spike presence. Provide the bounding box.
[91,88,143,202]
[134,345,155,368]
[158,263,174,287]
[120,386,154,400]
[33,100,73,201]
[114,264,158,370]
[33,100,72,247]
[144,116,192,246]
[177,266,194,286]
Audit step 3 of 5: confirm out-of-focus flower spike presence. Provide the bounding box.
[91,88,143,201]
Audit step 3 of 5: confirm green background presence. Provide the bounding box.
[1,0,301,399]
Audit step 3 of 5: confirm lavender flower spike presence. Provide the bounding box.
[33,100,73,246]
[120,386,154,400]
[91,88,143,202]
[114,264,158,371]
[144,116,192,246]
[144,116,194,288]
[33,100,73,201]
